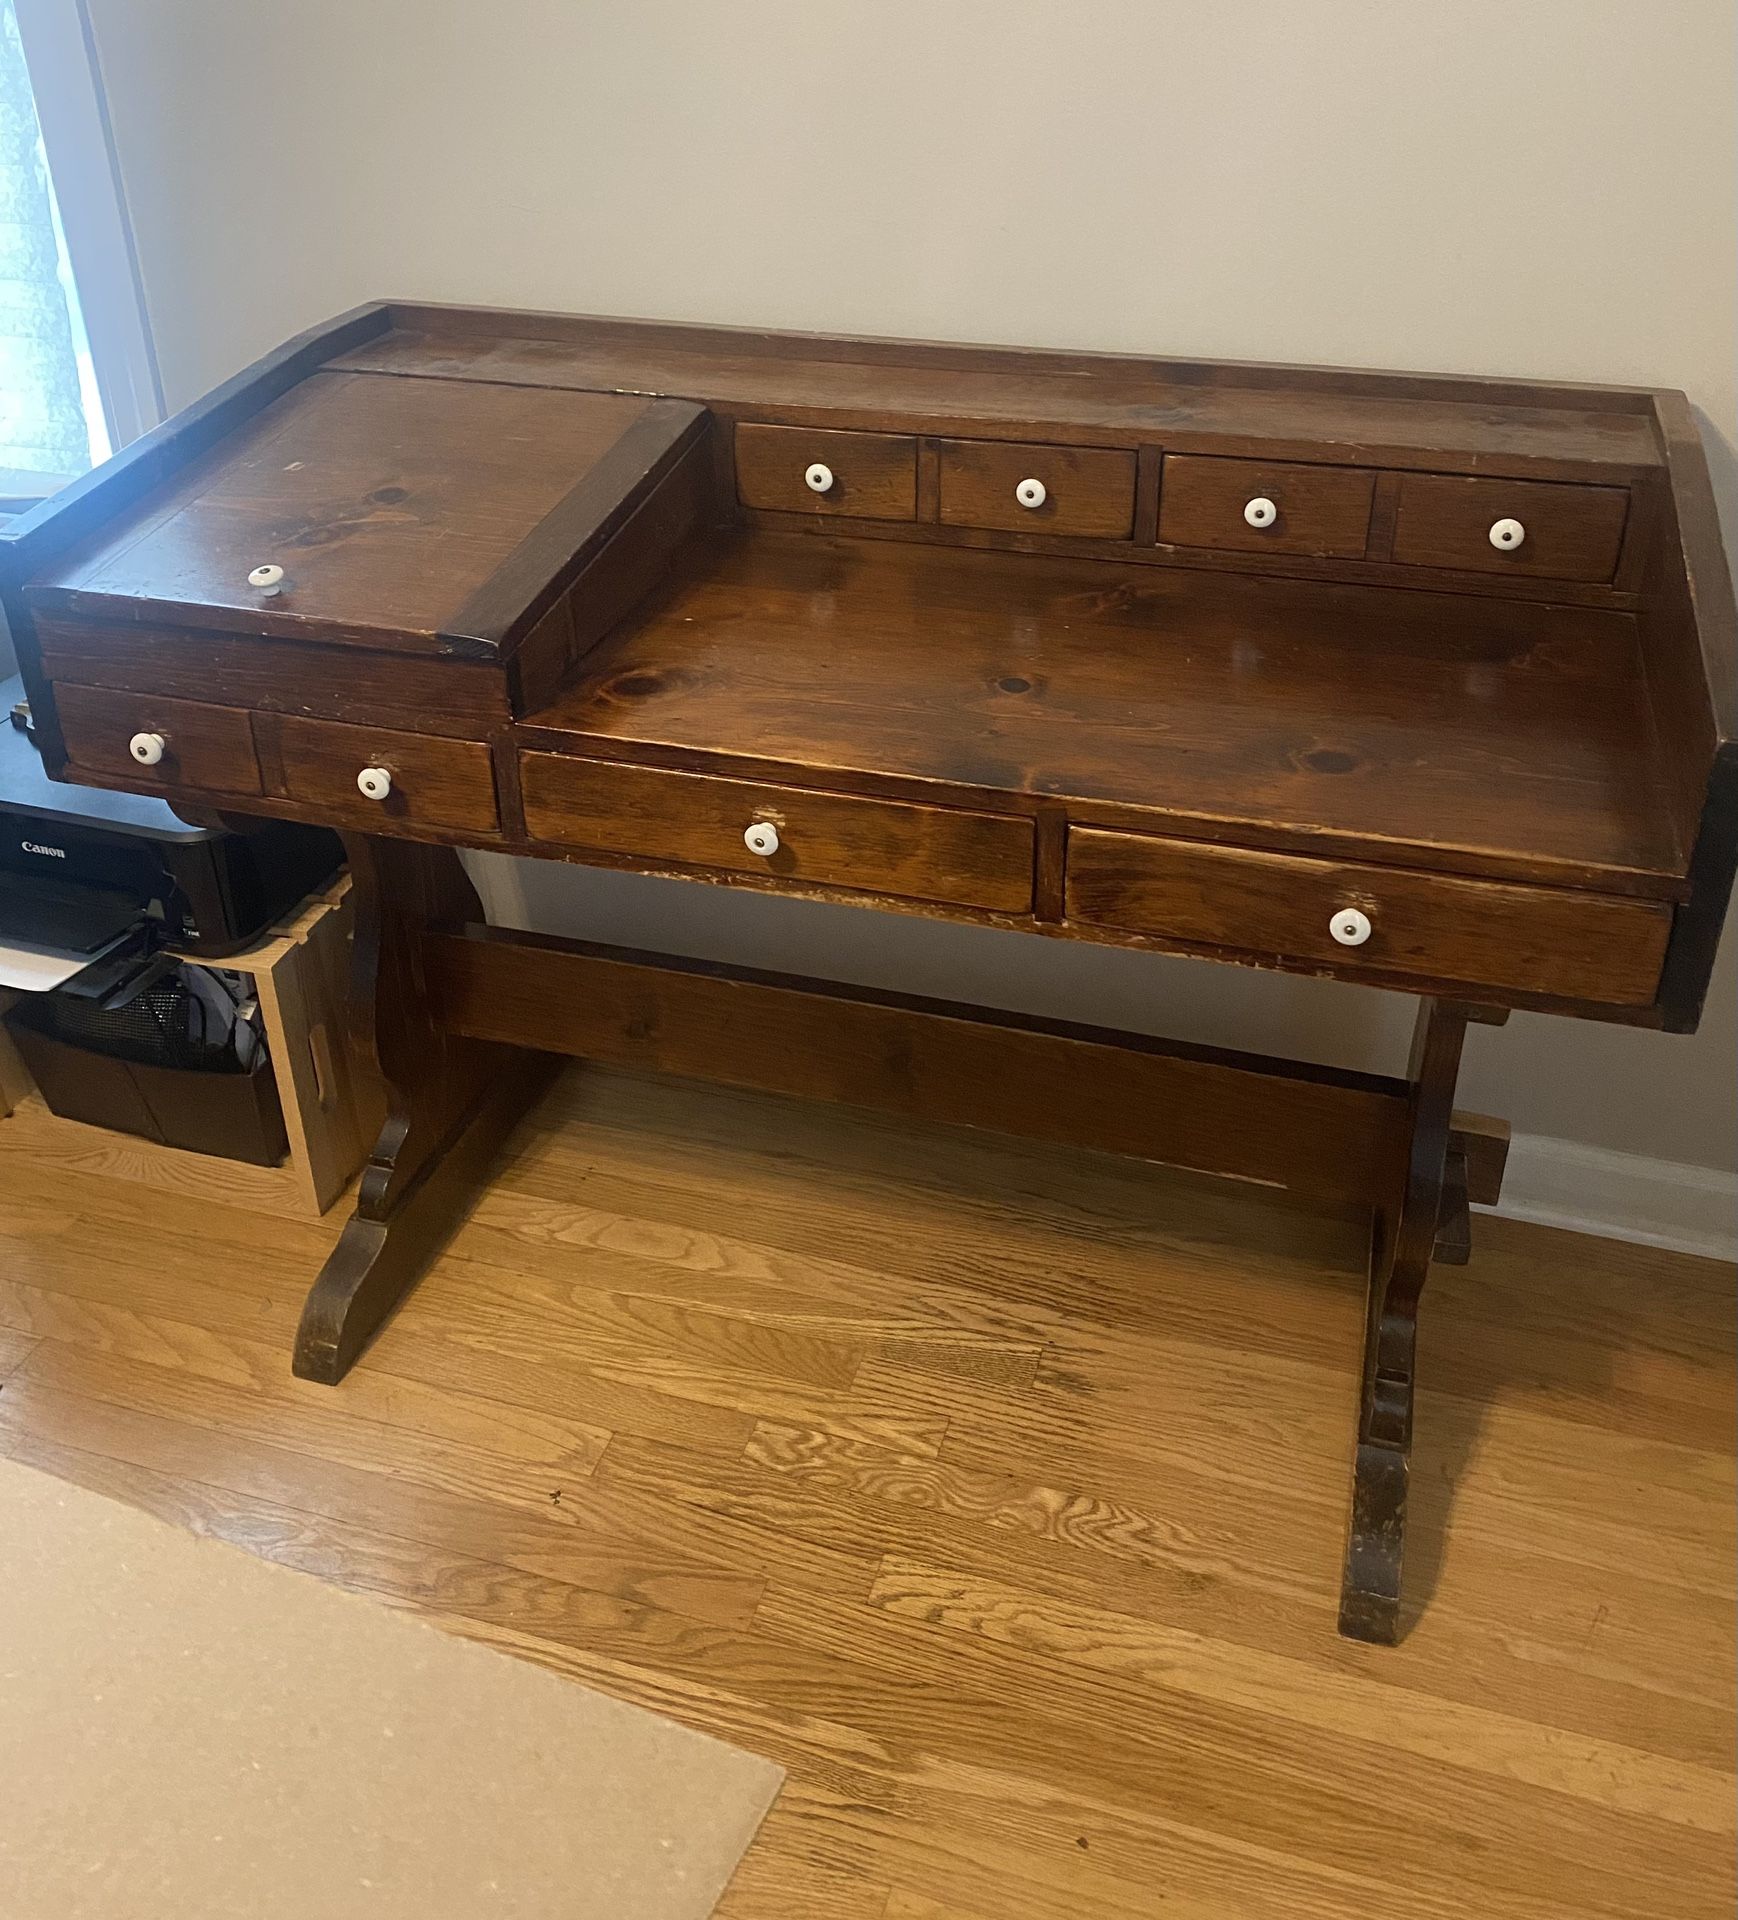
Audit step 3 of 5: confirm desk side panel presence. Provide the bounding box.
[1640,395,1738,1030]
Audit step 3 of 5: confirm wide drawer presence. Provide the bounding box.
[267,715,499,833]
[937,439,1137,539]
[735,423,918,520]
[1065,828,1671,1005]
[55,683,262,794]
[1390,473,1629,581]
[521,756,1035,913]
[1157,454,1375,558]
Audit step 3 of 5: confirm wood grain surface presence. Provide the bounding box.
[1157,454,1376,558]
[337,309,1666,477]
[36,615,512,738]
[520,755,1035,912]
[419,925,1411,1205]
[28,374,662,652]
[735,424,918,520]
[0,1065,1729,1918]
[1064,827,1673,1005]
[1392,474,1630,582]
[9,303,1727,1042]
[936,440,1137,539]
[55,682,262,795]
[266,714,500,836]
[525,531,1687,897]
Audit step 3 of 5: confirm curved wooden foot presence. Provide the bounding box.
[292,836,559,1384]
[294,1058,558,1382]
[1337,1000,1473,1645]
[1340,1439,1408,1643]
[1338,1217,1419,1644]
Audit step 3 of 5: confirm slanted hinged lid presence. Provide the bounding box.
[25,371,708,659]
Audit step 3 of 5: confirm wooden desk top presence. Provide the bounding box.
[525,530,1684,898]
[2,302,1732,1028]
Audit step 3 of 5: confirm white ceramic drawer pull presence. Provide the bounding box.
[1243,496,1277,529]
[1014,476,1047,510]
[356,766,393,802]
[803,462,834,495]
[247,562,285,595]
[128,731,166,766]
[743,820,780,857]
[1329,906,1373,947]
[1488,517,1525,552]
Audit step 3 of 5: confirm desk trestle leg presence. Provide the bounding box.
[1338,998,1478,1644]
[291,837,559,1385]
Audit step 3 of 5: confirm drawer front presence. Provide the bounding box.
[270,715,499,833]
[937,439,1137,539]
[735,423,918,520]
[1065,828,1670,1006]
[521,756,1034,914]
[1158,455,1375,558]
[55,683,261,794]
[1391,474,1629,581]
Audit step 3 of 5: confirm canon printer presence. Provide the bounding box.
[2,673,342,976]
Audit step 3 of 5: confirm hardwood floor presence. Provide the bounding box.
[0,1064,1731,1919]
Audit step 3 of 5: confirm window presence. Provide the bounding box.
[1,0,159,508]
[0,0,105,495]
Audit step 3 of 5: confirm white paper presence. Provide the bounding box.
[0,933,124,994]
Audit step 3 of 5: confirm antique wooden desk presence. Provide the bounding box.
[3,304,1732,1641]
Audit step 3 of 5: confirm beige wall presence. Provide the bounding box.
[85,0,1738,1173]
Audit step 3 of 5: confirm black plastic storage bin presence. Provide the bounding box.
[5,967,289,1166]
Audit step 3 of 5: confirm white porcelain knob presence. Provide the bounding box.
[248,563,285,595]
[1488,517,1525,552]
[128,731,166,767]
[1015,477,1047,510]
[803,463,834,496]
[356,766,393,802]
[743,821,780,857]
[1244,497,1278,529]
[1329,907,1373,948]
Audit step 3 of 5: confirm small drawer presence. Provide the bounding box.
[55,683,261,794]
[937,439,1137,539]
[1390,474,1629,582]
[1065,828,1670,1006]
[735,423,917,520]
[521,756,1034,914]
[269,715,499,833]
[1157,455,1375,558]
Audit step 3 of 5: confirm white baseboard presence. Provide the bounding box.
[1477,1133,1737,1262]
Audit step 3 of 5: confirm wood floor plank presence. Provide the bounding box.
[421,1610,1591,1920]
[0,1325,39,1381]
[712,1845,891,1920]
[746,1583,1733,1920]
[12,1334,608,1520]
[732,1417,1732,1767]
[368,1251,956,1455]
[0,1281,613,1472]
[883,1357,1735,1613]
[866,1555,1733,1832]
[0,1373,775,1627]
[0,1423,732,1655]
[460,1178,1058,1350]
[0,1061,1728,1920]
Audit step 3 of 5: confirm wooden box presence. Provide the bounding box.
[0,875,380,1220]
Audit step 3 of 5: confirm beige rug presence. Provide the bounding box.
[0,1457,782,1918]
